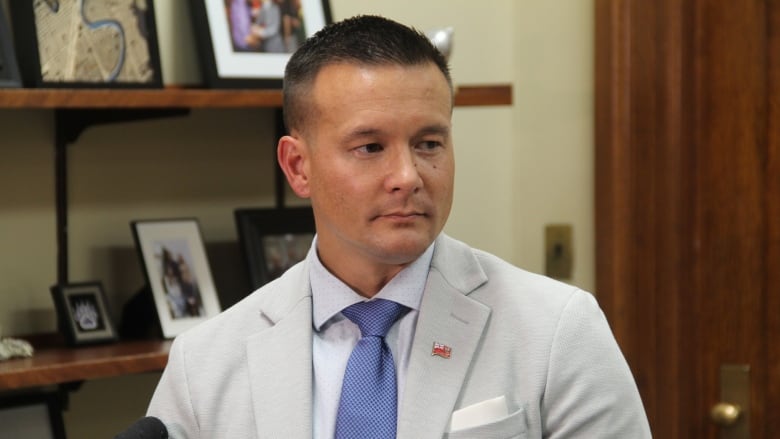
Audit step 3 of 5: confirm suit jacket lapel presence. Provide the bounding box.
[246,264,314,438]
[242,235,488,438]
[397,235,491,438]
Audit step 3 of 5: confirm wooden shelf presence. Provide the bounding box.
[454,85,513,106]
[0,338,170,391]
[0,88,282,109]
[0,84,511,109]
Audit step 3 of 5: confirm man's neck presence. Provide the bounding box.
[317,254,409,298]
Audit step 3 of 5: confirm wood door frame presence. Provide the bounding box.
[595,0,779,437]
[595,1,692,435]
[768,3,780,438]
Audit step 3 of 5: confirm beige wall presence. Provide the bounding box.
[0,1,593,436]
[513,1,595,290]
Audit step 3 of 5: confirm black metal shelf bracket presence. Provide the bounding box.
[53,108,190,285]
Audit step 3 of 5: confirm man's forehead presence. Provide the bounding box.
[312,61,449,84]
[308,62,453,109]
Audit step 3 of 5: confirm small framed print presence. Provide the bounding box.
[235,207,315,290]
[8,0,163,88]
[131,219,221,339]
[189,0,332,88]
[50,282,118,346]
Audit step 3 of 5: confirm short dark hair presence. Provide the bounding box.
[282,15,452,133]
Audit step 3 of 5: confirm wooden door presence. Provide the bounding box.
[595,0,779,437]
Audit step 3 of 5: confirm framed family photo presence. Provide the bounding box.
[190,0,332,88]
[132,219,221,339]
[235,207,315,290]
[8,0,162,88]
[50,282,117,346]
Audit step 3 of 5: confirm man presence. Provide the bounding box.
[146,15,651,438]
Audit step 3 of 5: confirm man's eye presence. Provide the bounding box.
[357,143,383,153]
[418,140,442,150]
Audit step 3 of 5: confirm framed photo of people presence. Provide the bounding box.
[50,282,118,346]
[189,0,332,88]
[131,219,221,339]
[234,207,315,290]
[8,0,163,87]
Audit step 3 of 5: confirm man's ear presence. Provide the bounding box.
[277,134,311,198]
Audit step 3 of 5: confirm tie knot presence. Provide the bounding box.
[342,299,408,338]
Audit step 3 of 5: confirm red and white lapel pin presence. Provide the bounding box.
[432,341,451,359]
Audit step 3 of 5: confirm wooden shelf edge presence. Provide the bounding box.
[0,84,512,109]
[0,339,171,391]
[454,84,513,106]
[0,88,283,109]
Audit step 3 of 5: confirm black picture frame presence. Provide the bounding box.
[131,218,222,339]
[235,207,315,290]
[50,282,118,346]
[0,391,67,439]
[8,0,163,88]
[0,3,22,88]
[190,0,332,88]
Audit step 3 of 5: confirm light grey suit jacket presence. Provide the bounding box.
[147,234,651,438]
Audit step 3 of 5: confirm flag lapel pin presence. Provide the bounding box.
[432,342,452,359]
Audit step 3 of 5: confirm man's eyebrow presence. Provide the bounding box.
[340,124,451,143]
[416,124,451,137]
[341,127,384,143]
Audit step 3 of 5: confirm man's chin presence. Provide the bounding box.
[375,235,436,264]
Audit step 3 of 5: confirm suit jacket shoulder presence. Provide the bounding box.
[415,234,651,438]
[147,262,314,438]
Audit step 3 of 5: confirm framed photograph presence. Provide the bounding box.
[0,3,22,88]
[131,219,221,339]
[235,207,315,290]
[8,0,163,88]
[50,282,118,346]
[190,0,332,88]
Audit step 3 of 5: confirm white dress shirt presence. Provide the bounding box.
[309,238,434,439]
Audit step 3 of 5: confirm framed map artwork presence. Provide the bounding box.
[9,0,162,87]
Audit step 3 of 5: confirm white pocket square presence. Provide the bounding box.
[449,395,508,431]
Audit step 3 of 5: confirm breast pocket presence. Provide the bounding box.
[442,406,528,439]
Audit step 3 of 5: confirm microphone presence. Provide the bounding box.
[114,416,168,439]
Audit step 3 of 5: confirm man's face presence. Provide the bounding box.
[289,62,454,272]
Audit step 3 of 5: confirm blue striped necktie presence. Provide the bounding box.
[334,299,409,439]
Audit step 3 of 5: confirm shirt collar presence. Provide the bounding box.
[309,236,435,331]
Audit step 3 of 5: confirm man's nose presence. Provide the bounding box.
[385,147,423,193]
